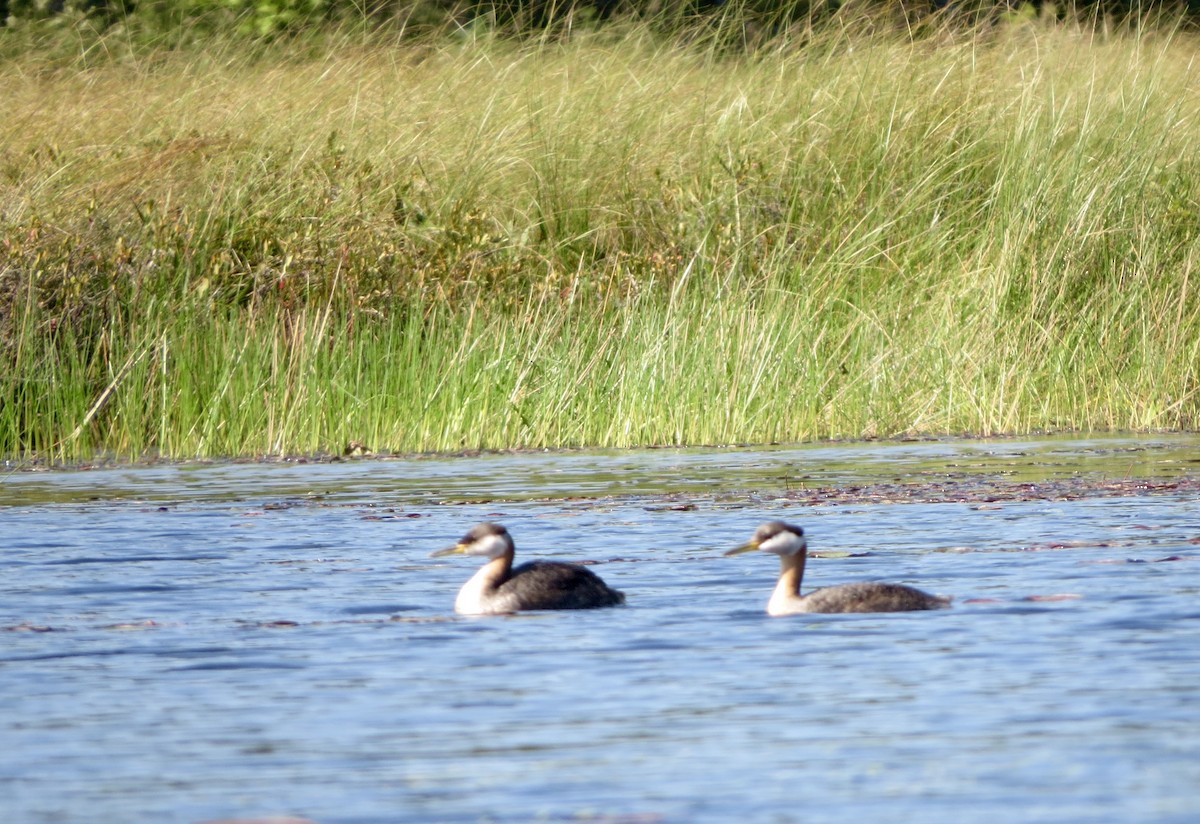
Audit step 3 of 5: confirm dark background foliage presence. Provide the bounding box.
[4,1,1199,36]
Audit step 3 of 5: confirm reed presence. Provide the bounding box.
[2,12,1198,461]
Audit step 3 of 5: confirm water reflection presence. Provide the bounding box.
[1,436,1198,824]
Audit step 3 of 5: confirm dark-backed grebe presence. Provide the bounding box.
[432,522,625,615]
[726,521,950,615]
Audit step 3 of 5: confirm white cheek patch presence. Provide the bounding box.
[762,531,806,555]
[477,534,510,559]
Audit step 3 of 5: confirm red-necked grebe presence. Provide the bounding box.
[726,521,951,615]
[431,522,625,615]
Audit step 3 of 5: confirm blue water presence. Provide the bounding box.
[2,436,1199,823]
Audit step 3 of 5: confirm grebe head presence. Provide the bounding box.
[431,522,514,560]
[725,520,807,558]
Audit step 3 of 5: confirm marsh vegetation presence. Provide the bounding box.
[2,7,1198,460]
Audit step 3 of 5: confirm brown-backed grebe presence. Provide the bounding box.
[726,521,950,615]
[432,522,625,615]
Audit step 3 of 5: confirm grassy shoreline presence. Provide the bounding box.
[3,15,1199,461]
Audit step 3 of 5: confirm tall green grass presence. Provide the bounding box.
[2,13,1199,461]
